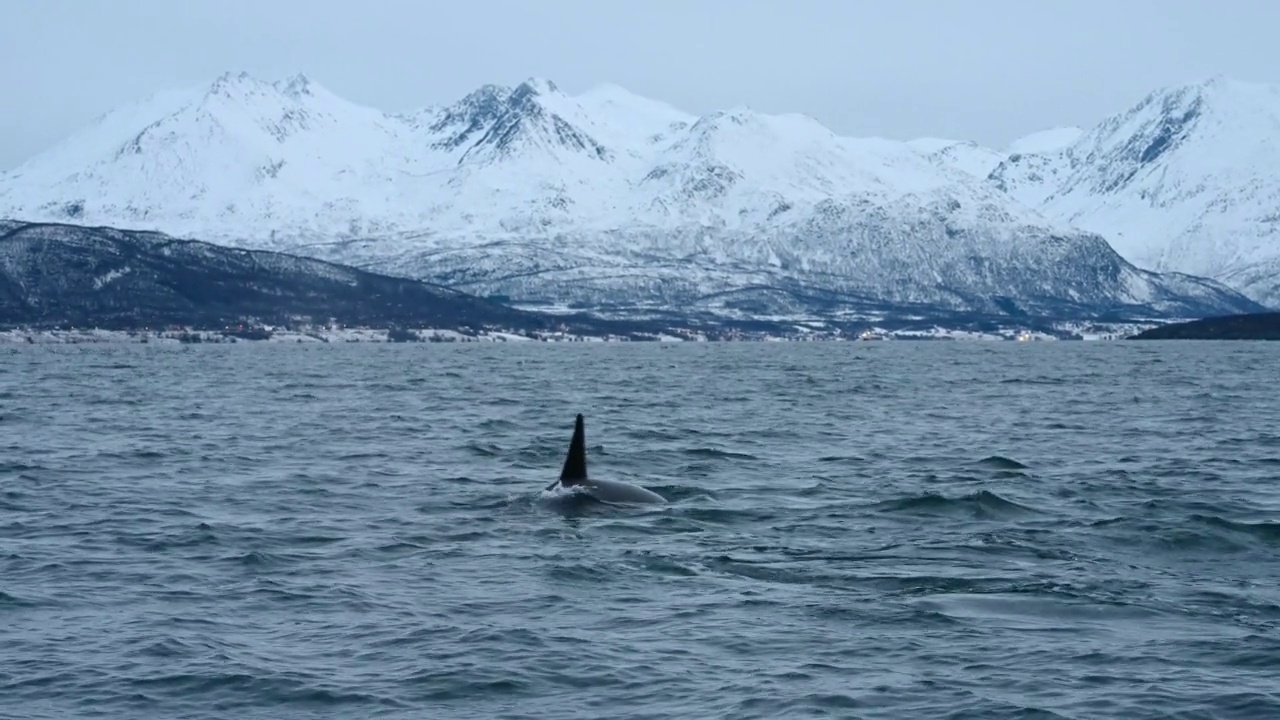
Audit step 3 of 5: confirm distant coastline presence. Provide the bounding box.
[0,325,1122,345]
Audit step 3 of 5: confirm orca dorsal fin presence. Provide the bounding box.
[559,414,588,486]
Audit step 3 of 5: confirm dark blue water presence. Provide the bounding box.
[3,341,1279,719]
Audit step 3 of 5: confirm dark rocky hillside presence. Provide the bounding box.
[1129,313,1280,340]
[0,222,638,335]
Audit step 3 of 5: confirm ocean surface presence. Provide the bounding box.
[2,341,1279,719]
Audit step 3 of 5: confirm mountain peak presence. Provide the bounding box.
[428,84,514,144]
[1086,76,1280,174]
[214,70,252,84]
[1138,74,1280,115]
[1199,72,1230,88]
[1183,73,1257,95]
[689,107,756,133]
[516,77,559,96]
[987,73,1280,306]
[277,72,315,98]
[201,71,283,108]
[209,70,260,92]
[452,84,513,111]
[424,77,610,163]
[508,78,562,111]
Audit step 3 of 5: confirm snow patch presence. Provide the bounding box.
[92,266,130,289]
[1006,126,1084,155]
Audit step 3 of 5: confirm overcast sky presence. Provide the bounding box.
[2,0,1278,169]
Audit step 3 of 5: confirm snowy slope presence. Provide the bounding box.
[0,72,419,240]
[906,138,1006,179]
[988,77,1280,306]
[907,128,1083,182]
[1006,127,1083,155]
[0,72,1262,320]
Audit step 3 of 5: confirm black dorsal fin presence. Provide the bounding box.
[558,414,588,486]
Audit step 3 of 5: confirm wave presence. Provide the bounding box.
[875,490,1041,518]
[336,451,387,461]
[126,671,404,707]
[682,447,759,460]
[1091,514,1280,553]
[1190,514,1280,544]
[462,441,503,457]
[0,462,43,473]
[0,590,36,607]
[816,454,865,465]
[972,455,1030,470]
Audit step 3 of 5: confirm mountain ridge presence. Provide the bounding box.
[0,71,1267,321]
[979,76,1280,306]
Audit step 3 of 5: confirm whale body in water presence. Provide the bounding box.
[547,414,667,505]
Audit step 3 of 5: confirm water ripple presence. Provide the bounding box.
[2,342,1279,719]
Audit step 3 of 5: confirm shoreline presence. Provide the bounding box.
[0,326,1139,345]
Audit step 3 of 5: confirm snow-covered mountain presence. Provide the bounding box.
[904,127,1083,184]
[905,138,1007,180]
[986,77,1280,306]
[1005,127,1084,156]
[0,72,1262,320]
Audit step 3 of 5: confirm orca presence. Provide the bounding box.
[546,414,667,504]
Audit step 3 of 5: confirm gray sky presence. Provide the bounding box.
[3,0,1278,169]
